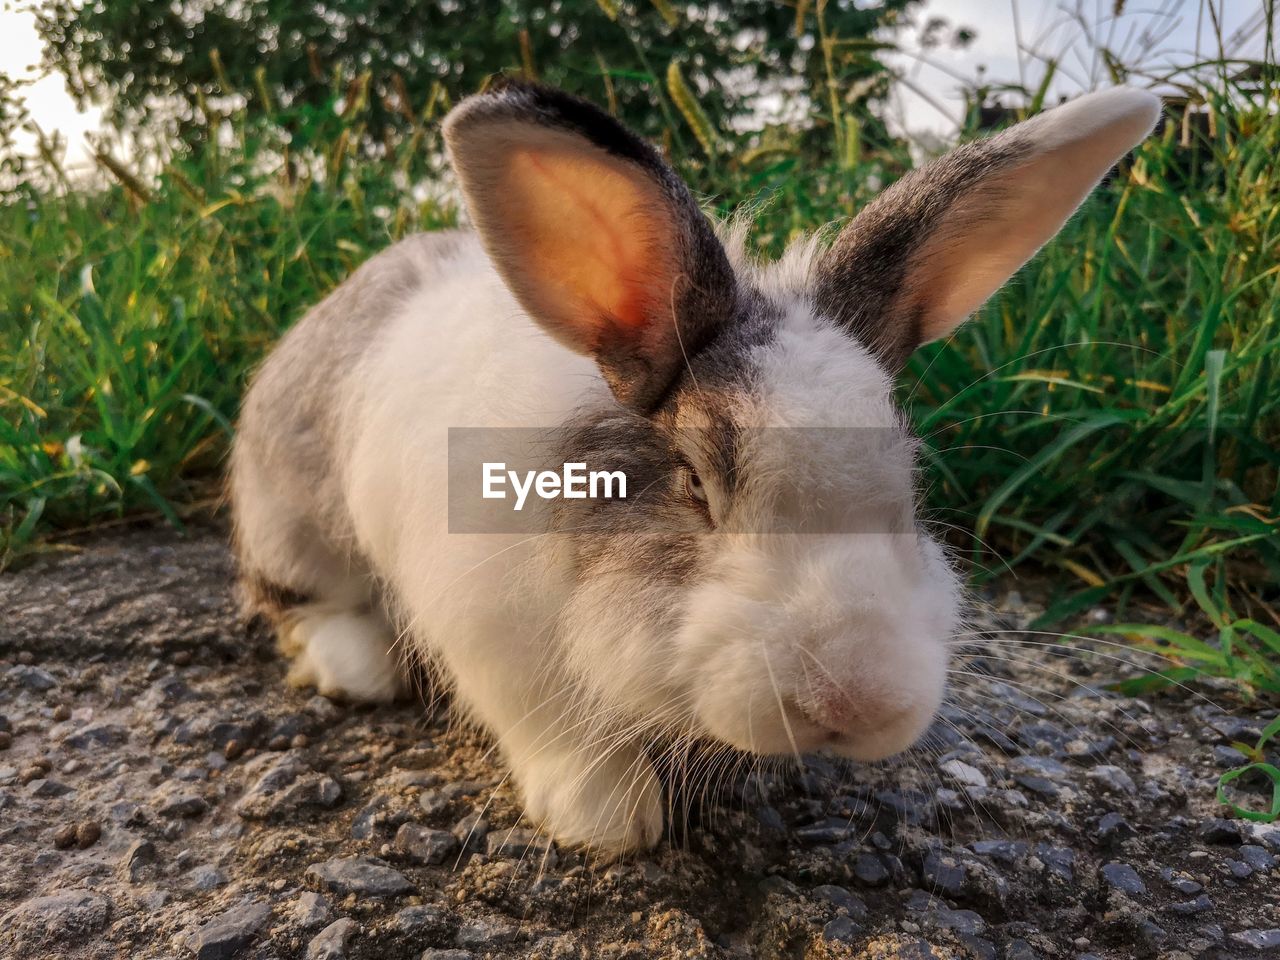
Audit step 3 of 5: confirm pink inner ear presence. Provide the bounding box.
[504,147,675,340]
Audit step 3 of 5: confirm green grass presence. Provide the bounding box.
[2,52,1278,703]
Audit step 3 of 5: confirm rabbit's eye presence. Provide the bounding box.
[685,467,708,505]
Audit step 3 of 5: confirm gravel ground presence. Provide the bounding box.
[1,523,1277,960]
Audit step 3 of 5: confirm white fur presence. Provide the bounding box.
[282,607,404,703]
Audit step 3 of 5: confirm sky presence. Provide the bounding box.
[0,0,1271,168]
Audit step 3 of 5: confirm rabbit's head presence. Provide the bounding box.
[443,81,1159,761]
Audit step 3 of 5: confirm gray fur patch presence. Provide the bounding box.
[814,134,1030,370]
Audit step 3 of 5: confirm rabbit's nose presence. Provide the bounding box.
[796,681,911,739]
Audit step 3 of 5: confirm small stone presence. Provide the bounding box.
[184,901,272,960]
[1087,765,1136,795]
[1239,845,1275,872]
[452,811,489,847]
[1213,745,1248,767]
[455,915,518,950]
[1006,939,1039,960]
[1207,715,1262,742]
[0,731,11,750]
[939,759,987,787]
[821,916,861,944]
[292,733,310,749]
[928,906,986,936]
[811,884,866,919]
[796,818,852,843]
[395,823,460,866]
[236,752,342,819]
[269,735,290,751]
[306,918,358,960]
[305,856,413,897]
[1101,861,1146,895]
[485,827,555,863]
[1009,755,1070,780]
[53,823,78,849]
[393,904,452,938]
[1227,858,1253,879]
[28,777,73,798]
[970,839,1028,866]
[1167,894,1214,915]
[1198,818,1241,844]
[292,892,331,930]
[1,889,111,944]
[852,853,890,886]
[921,850,965,896]
[1035,843,1075,882]
[421,952,473,960]
[119,839,156,883]
[52,704,72,722]
[75,820,101,848]
[1095,812,1135,843]
[224,740,245,761]
[187,865,228,891]
[1159,868,1203,895]
[9,665,57,691]
[1229,929,1280,951]
[157,790,208,818]
[957,935,997,960]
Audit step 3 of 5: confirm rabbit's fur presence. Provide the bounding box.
[230,82,1159,854]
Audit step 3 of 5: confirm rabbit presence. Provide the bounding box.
[229,80,1160,854]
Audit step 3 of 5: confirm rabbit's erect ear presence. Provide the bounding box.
[815,88,1161,372]
[443,81,736,411]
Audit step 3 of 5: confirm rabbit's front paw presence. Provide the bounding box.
[516,743,663,857]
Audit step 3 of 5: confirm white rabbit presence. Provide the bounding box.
[229,81,1159,854]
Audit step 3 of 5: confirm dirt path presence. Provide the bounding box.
[0,524,1276,959]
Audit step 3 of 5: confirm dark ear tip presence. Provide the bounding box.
[443,79,660,171]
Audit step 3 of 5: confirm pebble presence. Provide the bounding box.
[27,777,72,798]
[305,856,414,897]
[395,823,460,866]
[8,665,57,691]
[187,864,229,891]
[1101,861,1146,895]
[421,952,473,960]
[970,839,1028,866]
[1198,818,1241,844]
[1229,929,1280,951]
[392,904,452,938]
[921,851,966,896]
[1035,843,1075,882]
[306,917,358,960]
[821,915,860,944]
[1167,894,1214,915]
[455,915,519,950]
[939,759,988,787]
[235,752,342,819]
[1239,844,1275,871]
[1086,764,1136,795]
[1,888,111,944]
[184,901,272,960]
[292,892,331,930]
[156,789,208,818]
[851,853,890,886]
[1095,812,1135,843]
[1159,868,1203,895]
[452,811,489,847]
[811,884,866,919]
[484,827,554,862]
[0,731,10,750]
[119,838,156,883]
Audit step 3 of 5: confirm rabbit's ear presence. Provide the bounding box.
[443,81,736,411]
[815,88,1160,372]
